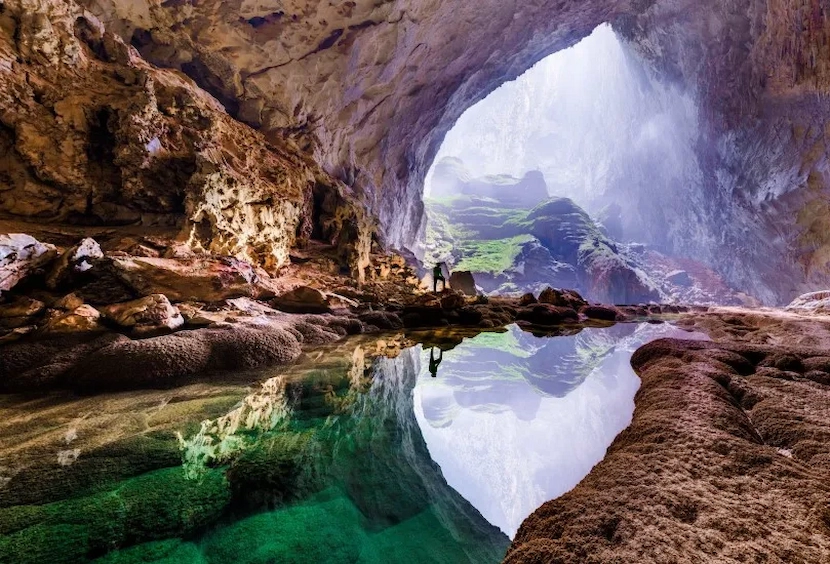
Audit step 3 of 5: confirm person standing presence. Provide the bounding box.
[432,263,446,292]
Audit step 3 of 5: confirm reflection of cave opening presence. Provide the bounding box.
[419,25,743,306]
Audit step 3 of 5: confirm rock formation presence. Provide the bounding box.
[507,310,830,563]
[38,0,829,305]
[0,0,372,278]
[421,167,743,305]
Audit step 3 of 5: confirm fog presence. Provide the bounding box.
[424,24,702,245]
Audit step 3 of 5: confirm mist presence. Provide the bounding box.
[424,24,702,247]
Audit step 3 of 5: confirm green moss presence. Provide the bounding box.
[455,235,534,274]
[0,468,230,564]
[92,540,205,564]
[201,491,366,564]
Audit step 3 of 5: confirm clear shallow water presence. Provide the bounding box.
[0,323,705,563]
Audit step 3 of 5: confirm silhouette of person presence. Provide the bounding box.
[432,263,446,293]
[428,347,443,377]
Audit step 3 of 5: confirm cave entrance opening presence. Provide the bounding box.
[418,25,739,305]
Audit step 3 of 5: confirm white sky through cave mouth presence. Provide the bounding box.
[423,24,700,218]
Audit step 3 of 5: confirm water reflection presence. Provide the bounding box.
[413,323,708,538]
[0,323,706,563]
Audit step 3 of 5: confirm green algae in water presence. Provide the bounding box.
[0,337,509,564]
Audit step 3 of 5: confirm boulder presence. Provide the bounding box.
[449,271,477,296]
[580,305,620,322]
[538,287,587,309]
[666,269,693,287]
[271,286,331,314]
[440,291,466,310]
[110,256,271,303]
[0,234,57,294]
[100,294,185,336]
[41,304,104,334]
[517,304,579,326]
[519,293,537,306]
[46,238,104,289]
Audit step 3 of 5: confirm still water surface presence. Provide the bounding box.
[0,322,705,563]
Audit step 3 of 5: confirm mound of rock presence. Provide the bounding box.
[785,290,830,315]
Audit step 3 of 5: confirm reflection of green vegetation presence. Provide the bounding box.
[454,329,532,359]
[1,342,509,564]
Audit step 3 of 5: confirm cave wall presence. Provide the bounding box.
[0,0,371,274]
[4,0,830,303]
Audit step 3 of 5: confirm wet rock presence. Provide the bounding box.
[46,238,104,289]
[517,304,579,326]
[449,271,477,296]
[538,287,587,309]
[271,286,331,314]
[580,305,620,322]
[68,325,304,391]
[99,294,185,336]
[358,311,403,330]
[0,234,57,294]
[509,331,830,563]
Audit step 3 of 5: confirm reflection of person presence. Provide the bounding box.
[432,263,446,293]
[428,347,443,377]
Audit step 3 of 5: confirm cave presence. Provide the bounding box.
[1,1,830,563]
[420,24,727,305]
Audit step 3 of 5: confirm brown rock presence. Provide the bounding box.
[517,304,579,326]
[41,304,104,334]
[580,305,620,322]
[110,256,268,303]
[538,287,587,309]
[271,286,331,314]
[0,297,46,329]
[519,293,537,306]
[449,271,477,296]
[99,294,185,336]
[0,234,57,294]
[439,292,466,310]
[46,238,104,289]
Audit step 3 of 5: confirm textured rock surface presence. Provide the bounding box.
[59,0,830,305]
[0,0,370,276]
[99,293,184,335]
[0,233,57,293]
[507,310,830,563]
[448,270,476,296]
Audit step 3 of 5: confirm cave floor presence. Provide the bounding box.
[507,307,830,563]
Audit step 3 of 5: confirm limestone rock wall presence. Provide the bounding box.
[5,0,830,302]
[0,0,371,274]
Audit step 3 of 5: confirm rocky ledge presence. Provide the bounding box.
[506,308,830,562]
[1,229,689,393]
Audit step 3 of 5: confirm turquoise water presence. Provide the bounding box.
[0,323,705,563]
